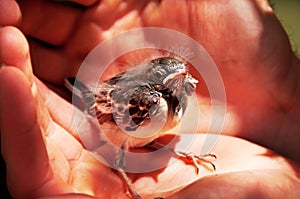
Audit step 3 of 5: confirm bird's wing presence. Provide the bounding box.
[107,83,161,131]
[64,63,163,128]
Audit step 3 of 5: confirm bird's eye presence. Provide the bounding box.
[154,84,163,90]
[154,71,162,78]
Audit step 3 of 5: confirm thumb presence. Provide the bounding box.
[0,66,50,198]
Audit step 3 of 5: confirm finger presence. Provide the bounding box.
[0,26,33,83]
[18,0,83,46]
[0,67,50,198]
[39,193,97,199]
[169,171,300,199]
[34,77,100,144]
[0,26,54,137]
[52,0,98,6]
[130,134,297,198]
[0,0,21,26]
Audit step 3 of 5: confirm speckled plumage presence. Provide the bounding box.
[67,57,198,148]
[65,57,216,199]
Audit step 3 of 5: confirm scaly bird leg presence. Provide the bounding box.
[146,141,216,174]
[115,147,142,199]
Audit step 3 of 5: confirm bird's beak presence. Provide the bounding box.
[163,69,187,84]
[187,76,199,85]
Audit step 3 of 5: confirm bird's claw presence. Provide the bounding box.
[175,151,217,174]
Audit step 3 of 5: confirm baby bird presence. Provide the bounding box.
[65,57,215,199]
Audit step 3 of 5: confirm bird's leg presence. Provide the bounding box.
[174,151,216,174]
[115,146,142,199]
[146,141,216,174]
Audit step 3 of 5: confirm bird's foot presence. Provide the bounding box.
[174,151,216,174]
[146,141,217,174]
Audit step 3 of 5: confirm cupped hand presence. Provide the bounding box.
[1,26,299,199]
[1,0,300,198]
[8,0,300,161]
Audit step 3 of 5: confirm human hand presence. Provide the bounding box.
[1,28,299,199]
[1,0,300,198]
[6,0,300,161]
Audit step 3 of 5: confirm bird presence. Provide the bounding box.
[65,57,216,199]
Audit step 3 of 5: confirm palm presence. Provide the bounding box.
[2,71,298,198]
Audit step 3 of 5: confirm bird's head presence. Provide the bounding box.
[150,57,198,96]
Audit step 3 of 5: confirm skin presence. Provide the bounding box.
[0,0,300,198]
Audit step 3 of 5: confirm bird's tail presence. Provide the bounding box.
[64,77,96,116]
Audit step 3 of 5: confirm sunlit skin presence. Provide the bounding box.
[1,0,300,198]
